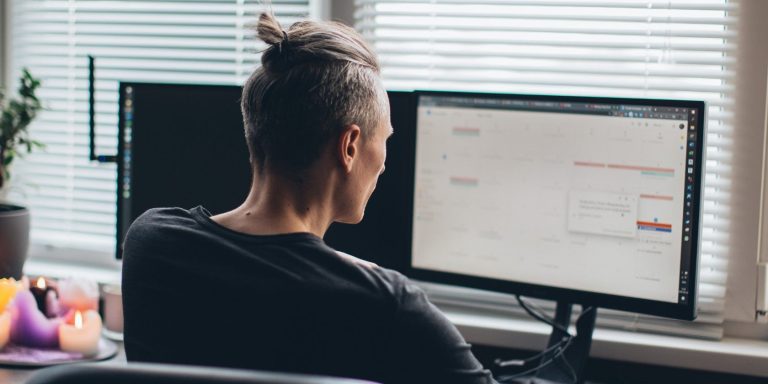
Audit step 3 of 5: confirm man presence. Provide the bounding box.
[122,12,497,384]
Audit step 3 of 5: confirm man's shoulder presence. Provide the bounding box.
[132,206,201,230]
[123,207,200,247]
[134,206,196,225]
[370,265,407,286]
[359,264,424,303]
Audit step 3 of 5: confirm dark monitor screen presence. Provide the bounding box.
[406,90,705,320]
[116,82,414,270]
[116,83,252,258]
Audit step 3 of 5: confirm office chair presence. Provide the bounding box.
[26,362,382,384]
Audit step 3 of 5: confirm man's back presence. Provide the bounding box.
[122,207,496,384]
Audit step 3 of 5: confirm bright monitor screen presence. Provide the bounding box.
[409,91,704,319]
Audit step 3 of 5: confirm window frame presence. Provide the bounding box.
[3,0,768,343]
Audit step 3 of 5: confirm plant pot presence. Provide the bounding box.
[0,204,30,279]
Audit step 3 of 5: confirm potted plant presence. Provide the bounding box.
[0,69,43,279]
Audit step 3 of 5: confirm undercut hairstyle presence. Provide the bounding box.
[241,12,388,174]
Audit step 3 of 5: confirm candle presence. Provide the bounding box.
[45,290,61,319]
[59,310,102,356]
[0,278,21,313]
[29,277,57,316]
[0,311,10,349]
[0,278,19,350]
[58,279,99,313]
[10,290,61,348]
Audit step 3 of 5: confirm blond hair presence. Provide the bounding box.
[241,12,388,173]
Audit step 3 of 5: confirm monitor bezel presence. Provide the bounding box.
[406,90,705,321]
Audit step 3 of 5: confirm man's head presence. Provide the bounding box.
[242,12,391,223]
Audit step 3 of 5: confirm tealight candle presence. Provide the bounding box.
[0,278,21,350]
[10,290,61,348]
[58,279,99,313]
[0,311,10,349]
[29,277,57,317]
[59,310,102,356]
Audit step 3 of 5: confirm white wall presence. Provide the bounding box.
[0,0,6,89]
[727,0,768,322]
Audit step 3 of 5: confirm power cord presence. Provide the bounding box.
[516,295,571,336]
[494,336,569,368]
[496,336,574,382]
[494,297,596,384]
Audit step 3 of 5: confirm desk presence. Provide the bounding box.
[1,341,763,384]
[0,342,126,384]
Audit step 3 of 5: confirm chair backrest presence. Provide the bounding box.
[26,362,382,384]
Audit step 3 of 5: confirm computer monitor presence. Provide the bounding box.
[116,82,415,268]
[407,90,705,321]
[116,83,251,258]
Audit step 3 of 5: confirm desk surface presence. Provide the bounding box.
[0,341,126,384]
[2,341,764,384]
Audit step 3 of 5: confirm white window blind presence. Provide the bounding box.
[356,0,736,339]
[7,0,313,254]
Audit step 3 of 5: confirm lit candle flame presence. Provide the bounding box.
[36,277,46,289]
[74,311,83,329]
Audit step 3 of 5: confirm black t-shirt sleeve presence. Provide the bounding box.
[387,277,498,384]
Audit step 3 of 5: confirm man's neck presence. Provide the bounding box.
[211,169,336,238]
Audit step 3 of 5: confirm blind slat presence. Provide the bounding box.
[365,35,736,52]
[358,21,736,39]
[355,0,736,12]
[356,9,737,26]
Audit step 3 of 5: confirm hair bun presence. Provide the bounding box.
[254,12,295,72]
[256,12,287,47]
[252,11,379,74]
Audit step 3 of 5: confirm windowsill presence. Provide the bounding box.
[23,258,121,285]
[22,258,768,378]
[444,305,768,378]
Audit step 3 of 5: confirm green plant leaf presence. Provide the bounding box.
[0,68,44,185]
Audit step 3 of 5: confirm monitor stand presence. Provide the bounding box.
[510,302,598,384]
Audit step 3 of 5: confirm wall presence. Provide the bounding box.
[728,0,768,322]
[0,0,6,88]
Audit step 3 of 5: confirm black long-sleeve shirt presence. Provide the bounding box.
[122,206,497,384]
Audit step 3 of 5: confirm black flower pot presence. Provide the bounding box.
[0,204,30,279]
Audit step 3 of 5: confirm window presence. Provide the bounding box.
[7,0,315,257]
[356,0,735,339]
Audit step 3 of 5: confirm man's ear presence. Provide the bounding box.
[338,124,362,173]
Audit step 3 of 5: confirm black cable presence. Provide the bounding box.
[496,336,573,382]
[88,55,96,161]
[494,336,569,368]
[515,295,571,336]
[494,295,571,370]
[495,301,598,384]
[557,347,579,384]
